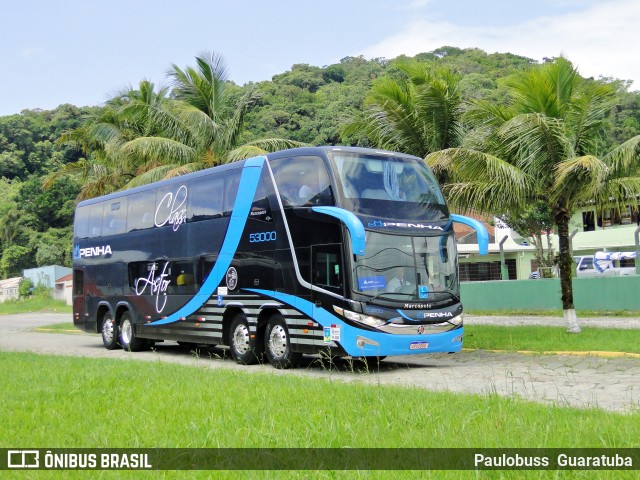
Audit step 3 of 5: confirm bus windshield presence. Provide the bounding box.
[328,151,448,220]
[351,231,459,301]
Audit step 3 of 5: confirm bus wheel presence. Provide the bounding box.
[264,315,301,369]
[119,312,146,352]
[101,313,120,350]
[229,314,262,365]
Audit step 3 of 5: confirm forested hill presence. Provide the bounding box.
[1,46,639,276]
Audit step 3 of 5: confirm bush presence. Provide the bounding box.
[18,278,33,297]
[33,284,51,298]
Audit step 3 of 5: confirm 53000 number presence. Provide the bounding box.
[249,231,277,243]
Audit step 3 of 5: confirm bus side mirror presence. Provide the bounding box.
[311,206,366,256]
[450,214,489,255]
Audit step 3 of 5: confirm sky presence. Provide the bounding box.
[1,0,639,116]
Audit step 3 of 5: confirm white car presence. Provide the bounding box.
[574,252,637,277]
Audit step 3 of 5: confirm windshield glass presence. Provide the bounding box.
[351,231,459,301]
[328,151,448,220]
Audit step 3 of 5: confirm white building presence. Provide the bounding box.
[0,277,21,302]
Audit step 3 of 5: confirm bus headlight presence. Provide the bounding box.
[333,306,386,328]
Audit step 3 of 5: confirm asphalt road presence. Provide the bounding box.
[1,313,639,413]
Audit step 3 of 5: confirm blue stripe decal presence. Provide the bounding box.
[146,157,265,326]
[450,214,489,255]
[247,289,462,356]
[311,206,366,256]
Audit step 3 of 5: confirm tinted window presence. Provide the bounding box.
[155,183,188,230]
[223,172,241,216]
[312,244,343,294]
[88,203,104,238]
[188,175,224,222]
[271,156,333,207]
[102,198,128,236]
[74,206,90,238]
[127,190,156,232]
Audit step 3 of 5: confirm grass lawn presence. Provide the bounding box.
[467,309,640,317]
[38,321,640,355]
[0,351,638,479]
[0,296,71,315]
[464,325,640,355]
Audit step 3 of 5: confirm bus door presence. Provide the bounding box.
[311,244,345,315]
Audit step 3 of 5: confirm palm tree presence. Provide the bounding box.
[121,51,305,186]
[426,57,640,333]
[342,58,464,157]
[45,80,174,199]
[50,52,305,196]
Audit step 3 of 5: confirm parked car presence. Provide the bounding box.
[574,252,637,277]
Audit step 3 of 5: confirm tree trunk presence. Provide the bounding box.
[555,210,581,333]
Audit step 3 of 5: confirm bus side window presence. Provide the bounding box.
[88,203,104,237]
[200,256,217,285]
[312,244,343,293]
[189,176,224,222]
[172,260,196,294]
[223,172,241,216]
[74,206,90,238]
[127,190,156,232]
[102,199,128,236]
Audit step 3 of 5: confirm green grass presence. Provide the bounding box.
[0,351,638,479]
[467,309,640,317]
[0,296,72,315]
[38,321,640,354]
[464,325,640,354]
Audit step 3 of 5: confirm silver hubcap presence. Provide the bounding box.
[121,320,132,345]
[268,325,288,358]
[232,323,250,354]
[102,318,114,343]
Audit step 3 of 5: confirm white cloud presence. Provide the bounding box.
[360,0,640,88]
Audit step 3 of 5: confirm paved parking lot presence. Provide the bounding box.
[1,313,639,413]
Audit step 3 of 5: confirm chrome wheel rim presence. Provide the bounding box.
[121,320,132,345]
[232,323,250,355]
[102,318,114,343]
[268,325,288,358]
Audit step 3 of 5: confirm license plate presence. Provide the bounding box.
[409,341,429,350]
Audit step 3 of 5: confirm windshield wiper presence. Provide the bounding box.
[369,291,413,302]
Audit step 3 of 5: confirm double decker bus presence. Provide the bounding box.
[72,146,487,368]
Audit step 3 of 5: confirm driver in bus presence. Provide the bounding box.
[387,266,412,293]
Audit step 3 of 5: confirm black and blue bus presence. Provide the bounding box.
[72,146,488,368]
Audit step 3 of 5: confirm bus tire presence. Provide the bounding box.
[119,312,146,352]
[264,314,301,369]
[228,313,262,365]
[101,313,120,350]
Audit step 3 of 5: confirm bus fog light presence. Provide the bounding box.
[452,334,463,343]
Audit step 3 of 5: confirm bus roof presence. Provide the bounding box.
[76,146,422,207]
[76,158,247,208]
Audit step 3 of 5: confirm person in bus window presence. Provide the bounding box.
[387,266,412,293]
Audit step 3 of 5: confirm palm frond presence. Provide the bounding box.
[551,155,608,206]
[121,136,197,166]
[426,148,533,212]
[498,113,571,175]
[603,134,640,176]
